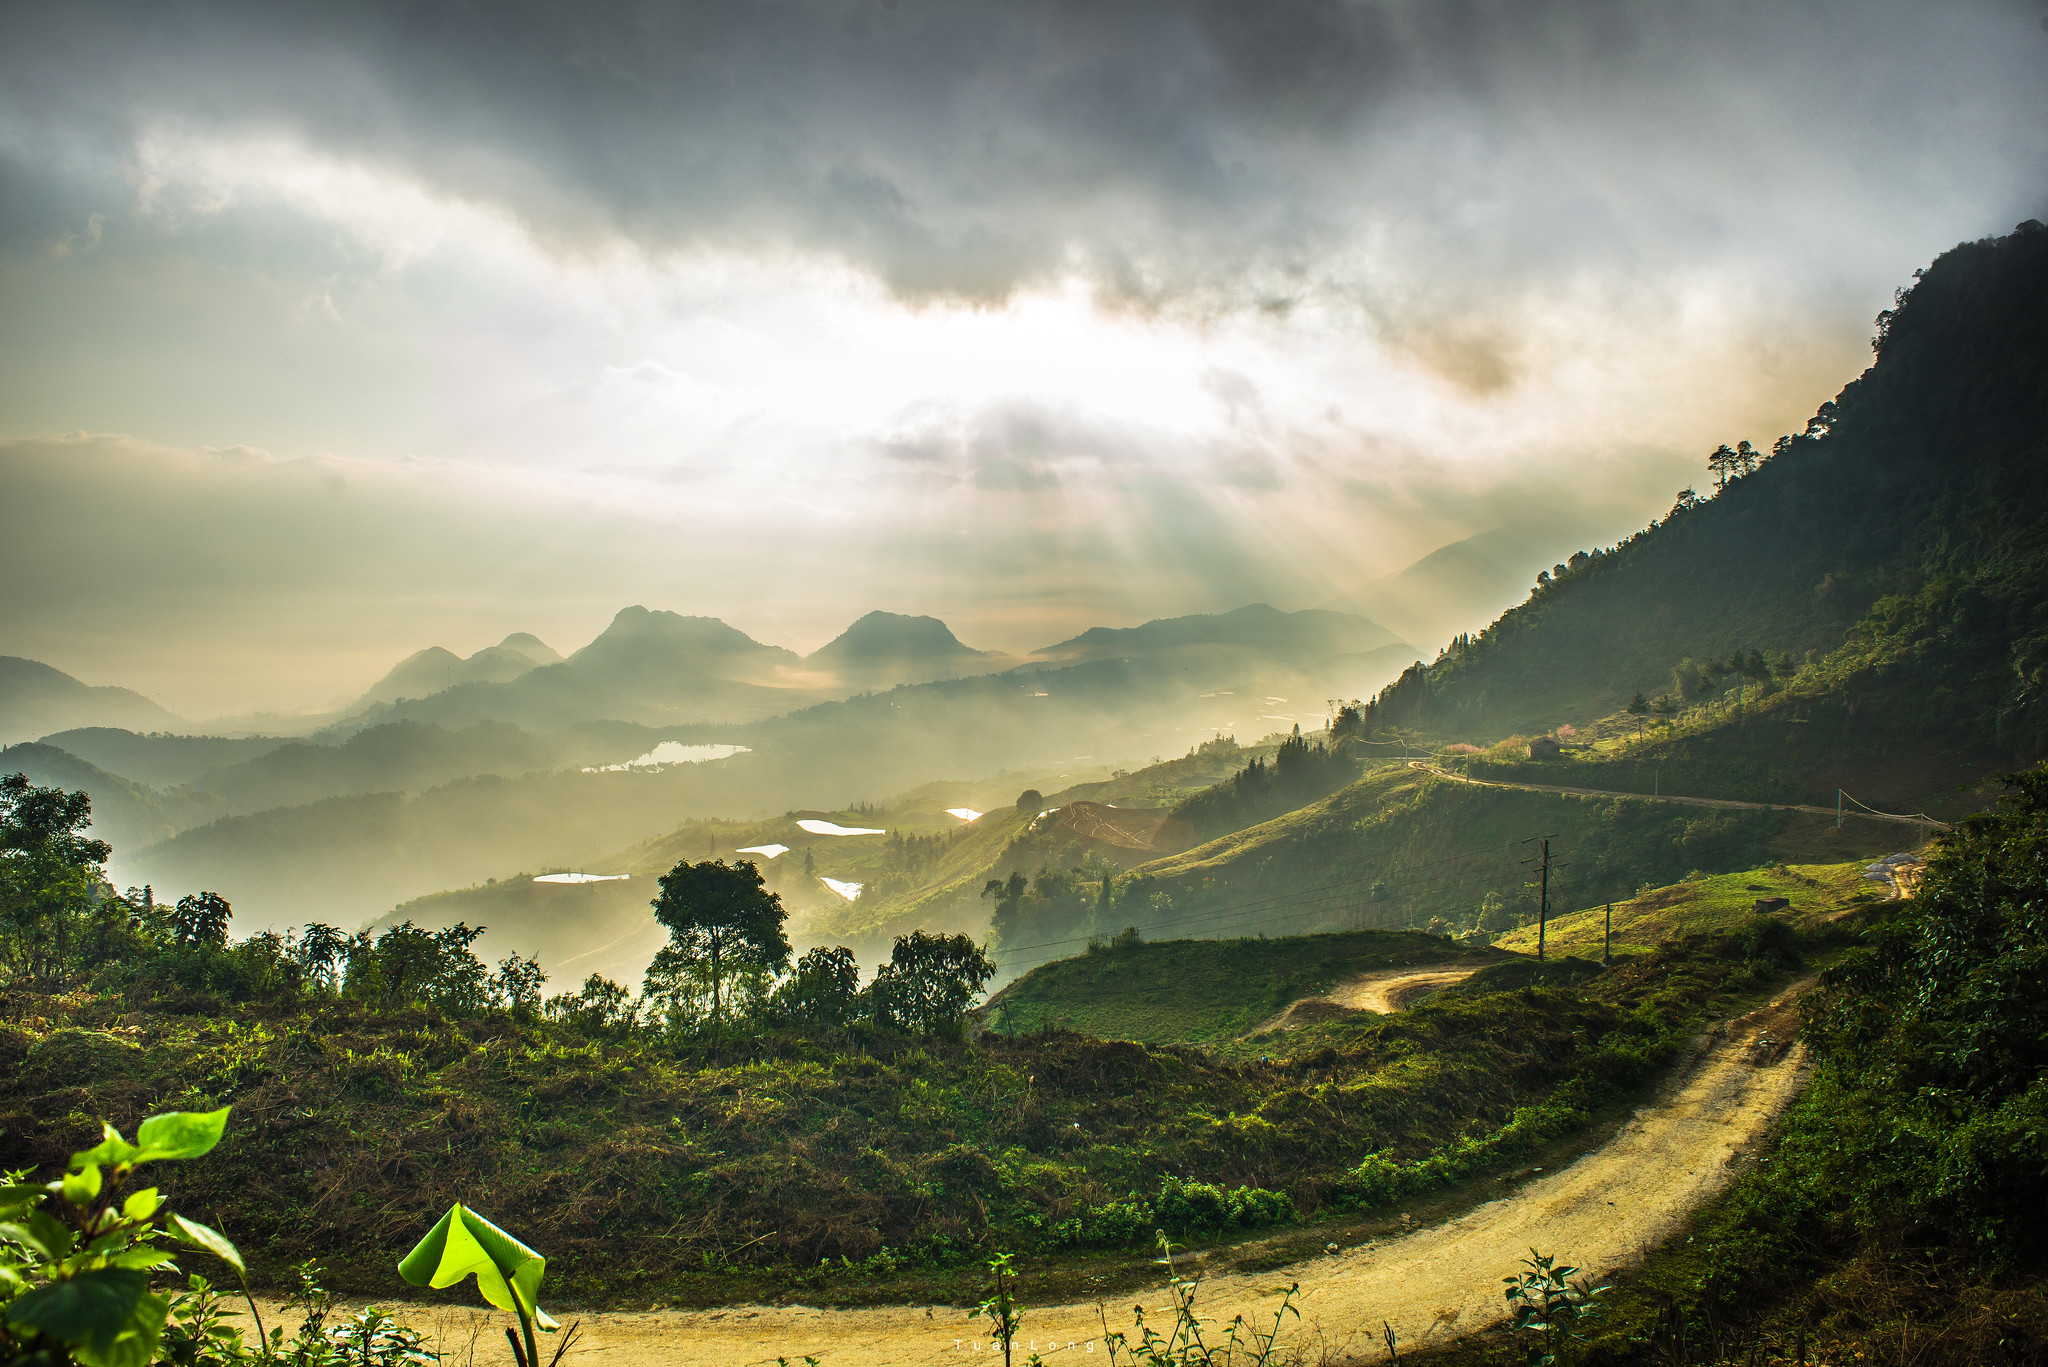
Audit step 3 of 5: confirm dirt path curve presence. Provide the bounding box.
[1327,964,1484,1014]
[348,986,1811,1367]
[1406,761,1945,830]
[1256,963,1488,1034]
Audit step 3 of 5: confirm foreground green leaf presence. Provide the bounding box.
[169,1214,245,1275]
[398,1203,557,1329]
[133,1108,231,1163]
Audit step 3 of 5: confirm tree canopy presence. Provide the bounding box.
[648,858,791,1023]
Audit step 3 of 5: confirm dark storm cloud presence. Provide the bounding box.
[4,0,2044,309]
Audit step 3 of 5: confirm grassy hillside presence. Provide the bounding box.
[1366,224,2048,748]
[981,929,1480,1044]
[0,925,1805,1309]
[1490,860,1881,958]
[1084,762,1904,964]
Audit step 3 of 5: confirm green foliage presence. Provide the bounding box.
[1577,763,2048,1365]
[1048,1178,1295,1249]
[0,1108,229,1367]
[1,773,115,986]
[1166,728,1359,846]
[1099,1235,1300,1367]
[771,947,863,1028]
[648,860,792,1024]
[965,1252,1023,1367]
[869,932,995,1035]
[0,924,1787,1302]
[168,897,230,952]
[398,1205,556,1367]
[991,929,1471,1044]
[1502,1249,1607,1367]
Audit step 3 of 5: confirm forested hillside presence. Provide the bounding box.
[1368,222,2048,747]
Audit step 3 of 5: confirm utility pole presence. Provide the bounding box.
[1837,789,1843,831]
[1604,903,1612,966]
[1521,836,1559,963]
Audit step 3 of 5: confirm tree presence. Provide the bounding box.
[1707,444,1736,491]
[1734,439,1761,476]
[1626,691,1649,739]
[0,773,113,983]
[649,859,791,1024]
[172,891,232,948]
[774,944,862,1027]
[870,931,996,1035]
[1016,789,1044,811]
[496,953,547,1020]
[295,922,349,991]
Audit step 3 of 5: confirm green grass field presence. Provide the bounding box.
[1491,859,1880,958]
[983,928,1476,1043]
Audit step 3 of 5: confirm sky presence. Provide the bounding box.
[3,0,2046,718]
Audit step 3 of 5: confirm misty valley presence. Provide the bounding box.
[5,11,2048,1366]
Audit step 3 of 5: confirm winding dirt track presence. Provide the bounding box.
[337,985,1811,1367]
[1256,964,1486,1034]
[1326,965,1483,1015]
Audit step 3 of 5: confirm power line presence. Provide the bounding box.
[990,802,1868,975]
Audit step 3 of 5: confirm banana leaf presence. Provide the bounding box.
[396,1204,557,1330]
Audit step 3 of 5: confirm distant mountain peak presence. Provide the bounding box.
[1034,604,1397,659]
[495,633,561,666]
[808,611,987,664]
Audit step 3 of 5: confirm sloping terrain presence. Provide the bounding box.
[1366,225,2048,746]
[981,929,1485,1043]
[0,655,180,742]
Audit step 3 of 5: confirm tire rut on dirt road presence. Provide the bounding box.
[350,983,1812,1367]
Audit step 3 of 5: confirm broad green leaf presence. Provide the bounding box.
[107,1248,178,1272]
[133,1109,230,1164]
[0,1184,47,1213]
[28,1208,76,1259]
[0,1221,55,1260]
[397,1203,557,1329]
[71,1125,141,1173]
[6,1267,149,1346]
[74,1289,168,1367]
[62,1164,103,1204]
[169,1215,244,1276]
[120,1188,160,1222]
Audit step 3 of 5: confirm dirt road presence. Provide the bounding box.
[1327,964,1484,1014]
[319,986,1810,1367]
[1407,761,1944,831]
[1257,963,1487,1034]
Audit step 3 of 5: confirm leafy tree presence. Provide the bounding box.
[1707,443,1736,491]
[294,922,349,992]
[869,931,995,1035]
[1,772,113,984]
[648,859,791,1024]
[773,944,862,1027]
[496,953,547,1020]
[549,973,635,1034]
[171,891,232,948]
[1015,789,1044,811]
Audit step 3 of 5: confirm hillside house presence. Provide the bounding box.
[1525,735,1562,760]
